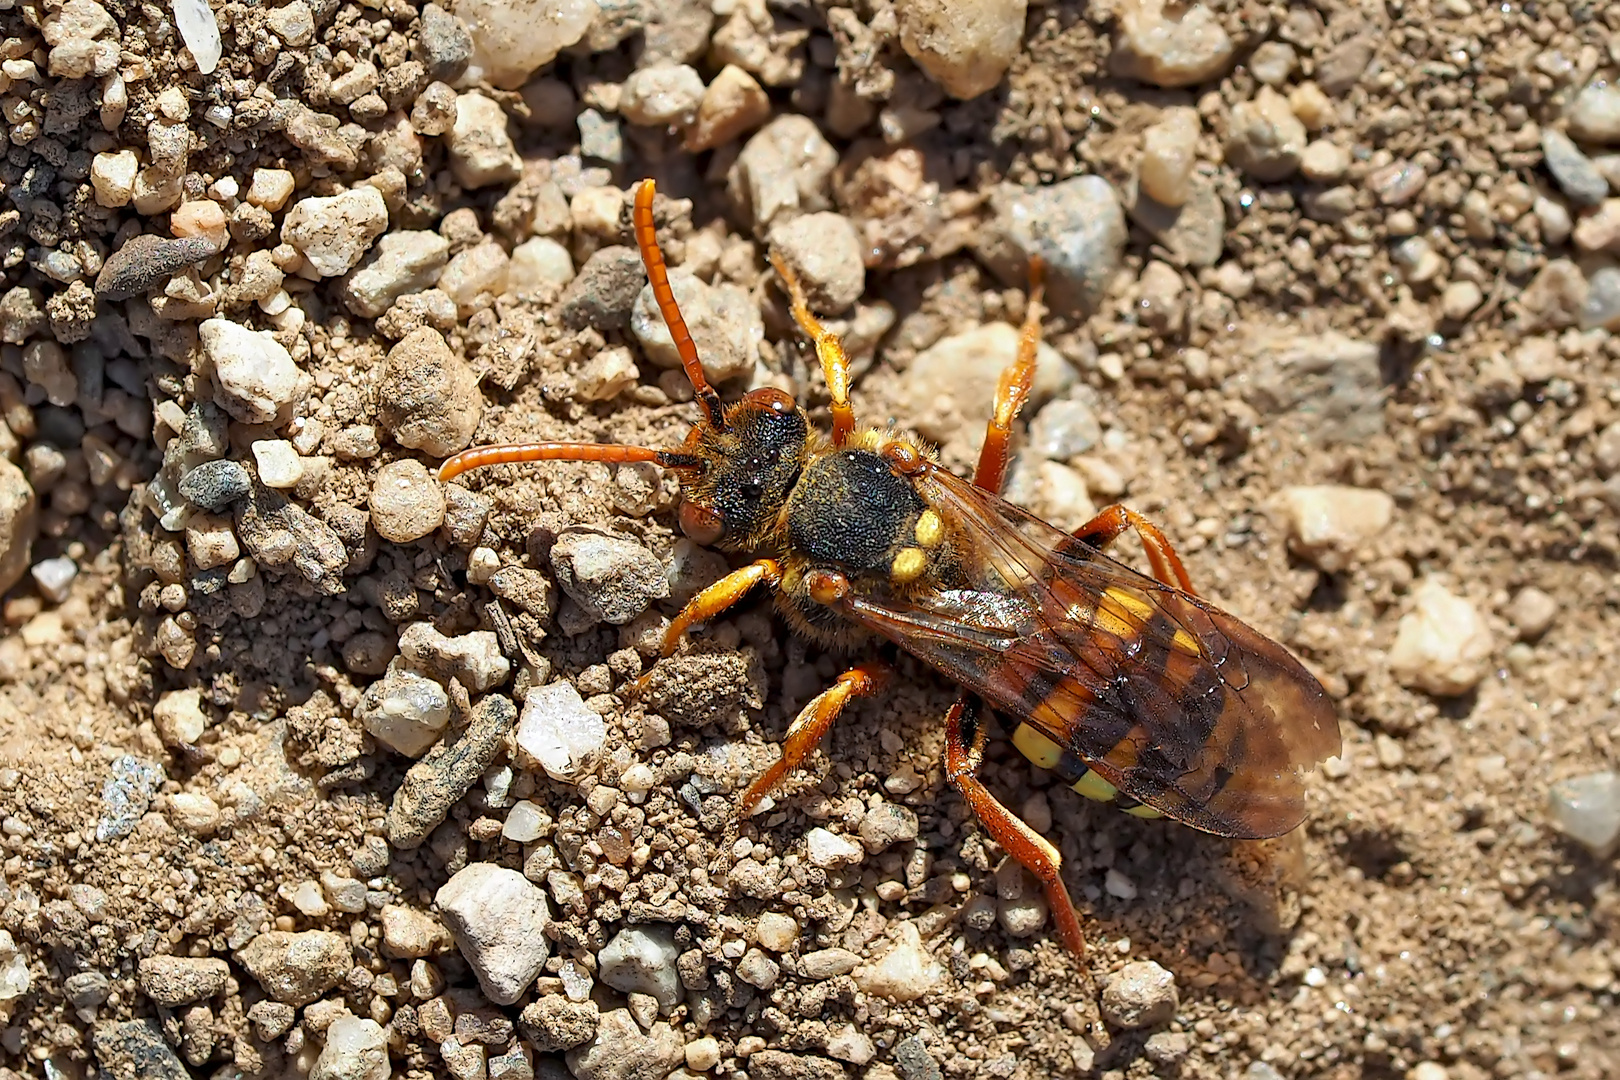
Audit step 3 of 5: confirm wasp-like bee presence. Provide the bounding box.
[440,180,1341,956]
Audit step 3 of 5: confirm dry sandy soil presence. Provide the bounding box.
[1,1,1619,1079]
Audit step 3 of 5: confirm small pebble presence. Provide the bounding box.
[95,234,217,300]
[1387,579,1494,697]
[904,322,1070,443]
[549,527,669,626]
[1581,266,1620,331]
[1279,485,1394,572]
[685,64,771,152]
[30,556,76,603]
[1226,86,1306,181]
[805,828,864,868]
[620,63,705,126]
[378,327,483,458]
[755,912,798,952]
[629,272,759,383]
[1440,280,1484,321]
[251,440,303,489]
[894,0,1026,100]
[565,1009,682,1080]
[437,863,552,1005]
[1299,139,1350,182]
[599,925,681,1008]
[732,115,838,231]
[380,904,448,959]
[515,681,607,782]
[1547,772,1620,857]
[199,318,300,424]
[1541,128,1610,207]
[1138,107,1199,206]
[686,1036,722,1071]
[852,923,943,1002]
[340,231,451,318]
[137,956,230,1008]
[357,668,451,757]
[501,799,548,842]
[457,0,593,88]
[281,187,389,277]
[768,212,866,314]
[508,237,575,292]
[310,1016,389,1080]
[369,460,447,544]
[153,687,208,747]
[980,175,1125,317]
[1568,84,1620,145]
[179,460,250,512]
[236,930,351,1007]
[736,948,780,989]
[1100,960,1178,1029]
[1508,586,1558,642]
[1110,0,1234,86]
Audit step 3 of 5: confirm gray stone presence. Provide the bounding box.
[417,3,473,83]
[1542,129,1610,207]
[1242,330,1383,444]
[549,527,669,626]
[977,176,1127,317]
[387,694,516,848]
[1548,771,1620,857]
[894,1036,943,1080]
[558,246,644,331]
[97,755,164,842]
[91,1019,189,1080]
[179,459,251,511]
[95,234,217,300]
[578,108,623,164]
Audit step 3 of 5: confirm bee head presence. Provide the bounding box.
[676,387,808,550]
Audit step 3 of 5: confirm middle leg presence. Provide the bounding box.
[1070,504,1197,594]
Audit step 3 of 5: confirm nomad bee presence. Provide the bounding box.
[440,179,1342,956]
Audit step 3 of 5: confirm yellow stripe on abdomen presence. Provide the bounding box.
[1071,769,1119,802]
[1012,723,1062,771]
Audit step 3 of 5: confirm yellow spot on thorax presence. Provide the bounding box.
[914,510,944,548]
[891,547,929,584]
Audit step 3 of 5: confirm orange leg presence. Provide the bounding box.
[634,179,727,432]
[770,252,856,446]
[739,659,891,814]
[973,259,1046,495]
[655,559,782,658]
[945,696,1087,957]
[1071,504,1197,595]
[439,442,700,482]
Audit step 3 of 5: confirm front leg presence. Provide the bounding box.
[739,659,892,814]
[654,558,783,657]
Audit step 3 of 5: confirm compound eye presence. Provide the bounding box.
[743,386,796,413]
[678,501,724,546]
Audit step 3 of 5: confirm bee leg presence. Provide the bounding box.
[973,258,1045,494]
[655,559,783,657]
[944,694,1088,958]
[631,559,783,696]
[1070,505,1197,595]
[770,251,857,445]
[738,659,892,814]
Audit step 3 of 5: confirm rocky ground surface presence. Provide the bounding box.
[0,0,1618,1078]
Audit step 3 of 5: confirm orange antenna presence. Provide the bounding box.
[633,179,726,432]
[438,442,699,483]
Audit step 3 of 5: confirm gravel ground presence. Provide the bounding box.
[1,1,1619,1079]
